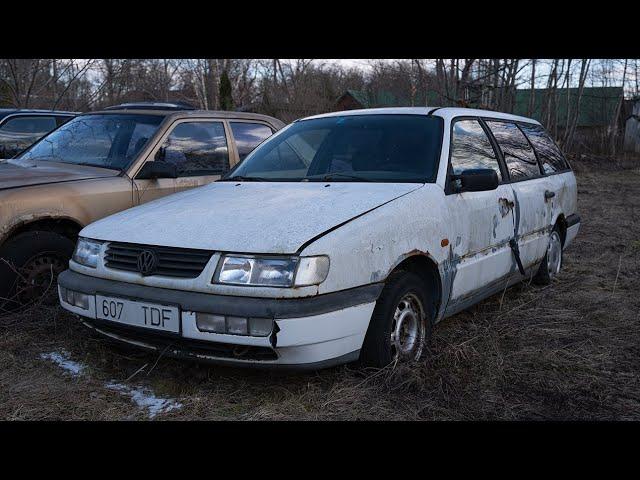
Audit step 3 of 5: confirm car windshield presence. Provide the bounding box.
[225,114,443,182]
[17,114,164,170]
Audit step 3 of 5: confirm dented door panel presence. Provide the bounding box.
[510,179,551,269]
[444,184,517,304]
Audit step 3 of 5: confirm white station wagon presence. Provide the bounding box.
[58,107,580,369]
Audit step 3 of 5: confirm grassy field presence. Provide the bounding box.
[1,159,639,420]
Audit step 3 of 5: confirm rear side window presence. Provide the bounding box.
[449,119,502,180]
[230,122,273,161]
[518,124,569,174]
[485,121,541,181]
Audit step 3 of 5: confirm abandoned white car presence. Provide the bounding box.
[58,107,580,369]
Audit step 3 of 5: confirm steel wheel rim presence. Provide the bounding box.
[547,231,562,278]
[15,252,67,305]
[390,292,425,361]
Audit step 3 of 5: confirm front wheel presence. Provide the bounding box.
[0,231,75,311]
[534,228,563,285]
[360,271,432,368]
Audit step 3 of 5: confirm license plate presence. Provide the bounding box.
[95,295,180,333]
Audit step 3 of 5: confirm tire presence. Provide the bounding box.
[360,271,433,368]
[534,227,563,285]
[0,231,75,311]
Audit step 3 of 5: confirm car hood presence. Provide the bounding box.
[0,159,118,190]
[82,181,423,254]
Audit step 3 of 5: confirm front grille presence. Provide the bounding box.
[104,242,213,278]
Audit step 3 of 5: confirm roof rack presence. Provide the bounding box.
[104,101,197,112]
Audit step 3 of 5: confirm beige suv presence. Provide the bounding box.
[0,102,284,309]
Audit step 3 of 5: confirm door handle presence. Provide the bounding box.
[544,190,556,200]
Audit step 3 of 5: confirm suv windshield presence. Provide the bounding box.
[17,114,164,170]
[225,114,443,182]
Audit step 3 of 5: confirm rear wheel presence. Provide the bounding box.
[360,271,432,368]
[534,228,563,285]
[0,231,75,311]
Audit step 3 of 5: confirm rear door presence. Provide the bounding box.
[484,120,549,270]
[444,118,517,308]
[518,123,575,232]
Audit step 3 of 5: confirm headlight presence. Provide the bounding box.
[214,254,329,287]
[72,238,102,268]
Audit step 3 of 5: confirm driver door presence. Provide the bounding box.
[443,118,517,314]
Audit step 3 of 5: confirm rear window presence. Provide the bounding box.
[518,124,569,174]
[485,121,541,181]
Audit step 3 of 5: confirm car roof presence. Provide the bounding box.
[301,106,542,126]
[0,108,79,120]
[83,108,286,128]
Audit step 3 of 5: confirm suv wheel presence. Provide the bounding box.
[360,271,433,368]
[0,231,75,311]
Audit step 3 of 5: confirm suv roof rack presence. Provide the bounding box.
[104,101,197,111]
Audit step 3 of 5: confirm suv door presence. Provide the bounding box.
[444,118,518,312]
[0,115,57,157]
[484,120,549,270]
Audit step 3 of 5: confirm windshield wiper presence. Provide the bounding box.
[220,175,268,182]
[305,172,372,182]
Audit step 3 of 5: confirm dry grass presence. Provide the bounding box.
[1,160,639,420]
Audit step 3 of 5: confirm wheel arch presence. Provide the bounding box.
[553,213,568,246]
[385,252,442,323]
[0,215,84,250]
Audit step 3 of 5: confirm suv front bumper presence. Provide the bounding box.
[58,270,382,369]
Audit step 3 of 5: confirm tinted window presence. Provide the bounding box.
[450,119,501,180]
[0,116,56,134]
[0,116,58,158]
[55,116,74,127]
[518,124,569,174]
[18,114,164,170]
[485,121,540,180]
[230,122,273,161]
[229,115,443,182]
[160,121,229,176]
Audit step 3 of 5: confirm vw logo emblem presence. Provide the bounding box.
[137,249,158,276]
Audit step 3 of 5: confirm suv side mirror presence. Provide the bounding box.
[136,161,178,180]
[452,168,499,192]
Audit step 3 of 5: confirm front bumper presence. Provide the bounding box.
[58,270,381,369]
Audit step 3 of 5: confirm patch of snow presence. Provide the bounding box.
[105,382,182,418]
[40,350,86,377]
[39,349,182,419]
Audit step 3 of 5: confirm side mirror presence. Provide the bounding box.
[136,161,178,180]
[452,168,499,192]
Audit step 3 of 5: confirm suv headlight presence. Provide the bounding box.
[214,254,329,287]
[72,238,103,268]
